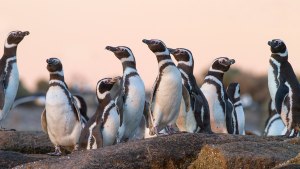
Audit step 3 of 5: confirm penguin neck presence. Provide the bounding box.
[207,71,224,81]
[271,53,288,63]
[49,73,65,82]
[156,54,172,63]
[98,95,112,110]
[122,61,136,72]
[177,63,193,75]
[3,45,18,57]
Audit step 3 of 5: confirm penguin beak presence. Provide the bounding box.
[142,39,154,45]
[229,59,235,65]
[22,31,30,36]
[105,46,118,52]
[46,59,52,64]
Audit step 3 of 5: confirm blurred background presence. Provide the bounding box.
[1,0,300,134]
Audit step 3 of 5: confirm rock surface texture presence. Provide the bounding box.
[0,131,299,169]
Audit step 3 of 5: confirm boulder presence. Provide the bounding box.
[0,131,53,154]
[0,150,49,169]
[15,133,292,169]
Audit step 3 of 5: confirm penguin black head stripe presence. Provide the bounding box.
[46,58,63,73]
[96,78,116,100]
[210,57,235,73]
[142,39,169,55]
[5,31,30,47]
[105,46,135,63]
[169,48,194,67]
[268,39,287,55]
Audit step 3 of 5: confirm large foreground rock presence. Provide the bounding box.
[0,150,49,169]
[0,131,53,154]
[13,133,299,169]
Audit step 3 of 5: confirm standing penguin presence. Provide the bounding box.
[0,31,29,130]
[79,77,120,149]
[142,39,182,135]
[105,46,145,142]
[41,58,88,156]
[168,48,212,133]
[201,57,236,134]
[268,39,300,137]
[227,83,244,135]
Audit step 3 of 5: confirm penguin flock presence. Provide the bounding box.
[0,30,299,156]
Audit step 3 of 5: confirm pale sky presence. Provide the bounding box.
[1,0,300,91]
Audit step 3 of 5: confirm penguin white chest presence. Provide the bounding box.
[154,67,182,122]
[102,106,120,146]
[201,83,227,133]
[46,86,81,146]
[2,63,19,117]
[268,65,279,101]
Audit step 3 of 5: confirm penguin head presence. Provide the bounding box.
[96,78,117,100]
[169,48,194,67]
[142,39,170,55]
[227,83,240,100]
[6,31,30,47]
[210,57,235,73]
[46,58,63,74]
[268,39,287,57]
[105,46,135,63]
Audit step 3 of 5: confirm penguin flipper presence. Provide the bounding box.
[191,93,204,130]
[41,109,47,133]
[182,85,191,112]
[275,83,289,113]
[0,74,5,110]
[116,94,124,127]
[93,116,103,148]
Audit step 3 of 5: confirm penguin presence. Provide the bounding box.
[267,39,300,137]
[227,83,244,135]
[142,39,182,135]
[41,58,88,156]
[79,77,120,149]
[200,57,236,134]
[264,100,285,136]
[0,31,29,130]
[168,47,212,133]
[105,46,145,142]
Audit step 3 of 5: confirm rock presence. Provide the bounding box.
[15,133,292,169]
[189,141,300,169]
[274,152,300,169]
[0,150,49,169]
[0,131,53,154]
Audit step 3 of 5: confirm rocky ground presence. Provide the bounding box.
[0,131,299,169]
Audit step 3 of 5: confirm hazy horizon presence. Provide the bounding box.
[1,0,300,91]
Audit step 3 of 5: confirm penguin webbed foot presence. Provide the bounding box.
[48,146,62,156]
[165,125,177,135]
[0,126,16,131]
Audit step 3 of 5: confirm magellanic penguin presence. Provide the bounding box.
[79,77,120,149]
[227,83,244,135]
[142,39,182,135]
[264,100,285,136]
[201,57,236,134]
[105,46,145,143]
[268,39,300,137]
[0,31,29,130]
[168,48,212,133]
[41,58,88,156]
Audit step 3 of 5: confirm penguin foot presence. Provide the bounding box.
[48,146,62,156]
[0,127,16,131]
[166,125,177,135]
